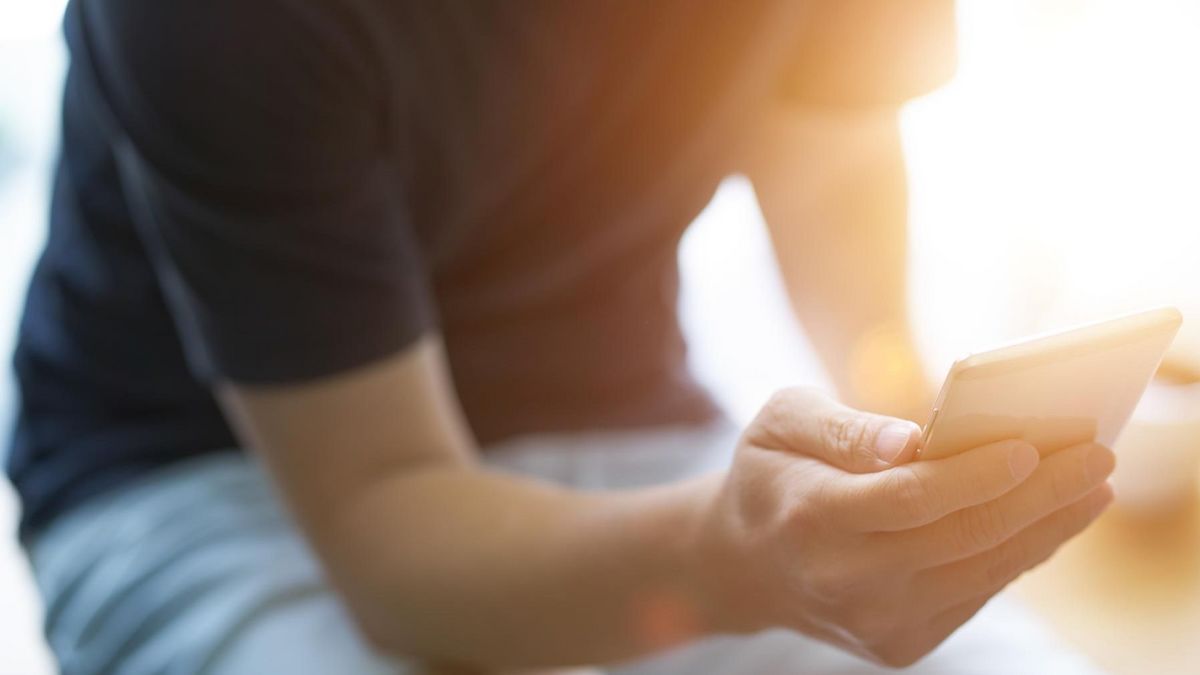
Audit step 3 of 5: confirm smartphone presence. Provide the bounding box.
[920,307,1183,461]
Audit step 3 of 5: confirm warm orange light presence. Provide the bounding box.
[848,322,923,412]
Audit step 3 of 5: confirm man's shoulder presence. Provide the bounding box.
[75,0,389,190]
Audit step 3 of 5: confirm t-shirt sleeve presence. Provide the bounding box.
[782,0,958,107]
[79,0,432,384]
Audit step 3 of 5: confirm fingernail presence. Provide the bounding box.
[1085,446,1116,483]
[876,422,917,463]
[1008,443,1040,480]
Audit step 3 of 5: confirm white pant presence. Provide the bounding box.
[30,422,1104,674]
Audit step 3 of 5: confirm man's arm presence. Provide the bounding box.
[218,336,1113,670]
[218,337,716,668]
[745,104,934,423]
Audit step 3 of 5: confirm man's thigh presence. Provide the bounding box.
[29,453,400,675]
[203,590,401,675]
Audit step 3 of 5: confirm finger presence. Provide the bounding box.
[916,483,1113,613]
[748,387,921,473]
[831,439,1040,532]
[894,442,1115,565]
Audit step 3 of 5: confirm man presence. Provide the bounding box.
[9,1,1113,673]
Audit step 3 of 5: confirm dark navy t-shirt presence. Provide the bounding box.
[7,0,955,536]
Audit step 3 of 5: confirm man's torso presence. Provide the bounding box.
[8,0,803,535]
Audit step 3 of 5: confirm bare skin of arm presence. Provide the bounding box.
[218,336,1114,670]
[746,103,934,424]
[219,338,712,668]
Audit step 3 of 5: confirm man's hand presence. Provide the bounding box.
[688,388,1114,667]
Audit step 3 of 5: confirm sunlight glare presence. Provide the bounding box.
[904,0,1200,375]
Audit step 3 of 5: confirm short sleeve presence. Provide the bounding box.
[782,0,958,107]
[76,0,433,384]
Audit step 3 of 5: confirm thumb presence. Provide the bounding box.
[749,387,921,473]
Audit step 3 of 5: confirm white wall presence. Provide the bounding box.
[0,5,67,671]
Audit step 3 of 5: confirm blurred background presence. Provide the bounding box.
[2,1,1199,673]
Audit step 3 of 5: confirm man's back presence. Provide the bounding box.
[8,0,813,536]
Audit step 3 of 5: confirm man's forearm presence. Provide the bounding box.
[314,466,722,669]
[220,343,725,669]
[749,107,932,422]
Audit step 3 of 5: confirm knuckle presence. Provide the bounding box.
[885,468,935,525]
[764,387,807,417]
[762,389,791,420]
[752,388,809,446]
[821,411,873,466]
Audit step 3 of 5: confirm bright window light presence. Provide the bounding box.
[904,0,1200,374]
[0,0,68,42]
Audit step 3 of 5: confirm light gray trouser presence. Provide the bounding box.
[29,423,1104,674]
